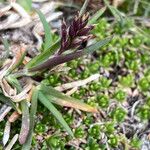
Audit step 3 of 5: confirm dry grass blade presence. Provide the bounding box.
[1,78,17,96]
[0,79,33,102]
[9,47,27,73]
[55,74,100,91]
[0,64,13,81]
[12,83,33,102]
[19,100,30,144]
[46,94,98,113]
[66,87,78,96]
[0,12,20,30]
[0,5,12,17]
[8,2,31,28]
[10,2,30,18]
[5,134,18,150]
[8,111,20,123]
[22,88,38,150]
[39,84,98,113]
[1,38,10,66]
[3,121,11,146]
[0,105,12,122]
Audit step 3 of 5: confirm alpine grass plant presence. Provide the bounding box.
[1,0,149,149]
[0,5,111,149]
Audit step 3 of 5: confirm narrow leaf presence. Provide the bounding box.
[36,9,52,51]
[8,111,20,123]
[6,75,22,92]
[8,49,26,73]
[88,7,106,24]
[0,94,18,111]
[2,38,9,52]
[22,88,38,150]
[0,105,11,122]
[103,0,124,25]
[38,92,74,137]
[45,94,98,113]
[17,0,32,12]
[84,37,112,54]
[28,50,83,72]
[1,38,10,66]
[19,100,30,144]
[26,39,60,68]
[3,121,11,146]
[5,134,18,150]
[39,84,98,113]
[79,0,90,16]
[28,38,111,72]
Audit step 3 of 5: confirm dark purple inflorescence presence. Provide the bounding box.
[58,12,94,55]
[29,12,94,72]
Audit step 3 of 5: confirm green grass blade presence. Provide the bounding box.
[39,84,97,113]
[17,0,32,12]
[103,0,124,24]
[6,75,22,92]
[79,0,90,16]
[8,50,27,73]
[28,38,112,72]
[1,38,10,66]
[88,7,106,24]
[2,38,9,52]
[38,92,74,137]
[22,88,38,150]
[26,39,60,68]
[0,94,18,112]
[36,9,52,51]
[84,37,112,54]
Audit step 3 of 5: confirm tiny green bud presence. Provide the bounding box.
[68,69,78,79]
[97,95,109,108]
[137,105,150,120]
[35,123,46,133]
[87,137,101,150]
[108,134,118,147]
[119,74,134,87]
[105,122,115,134]
[88,61,100,73]
[146,97,150,106]
[74,127,85,138]
[81,68,91,79]
[84,115,94,125]
[89,82,101,91]
[130,36,142,47]
[130,136,141,149]
[46,135,62,148]
[124,50,137,60]
[114,90,126,102]
[100,52,115,67]
[111,107,126,122]
[88,125,101,139]
[99,77,111,89]
[138,78,149,91]
[125,60,139,71]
